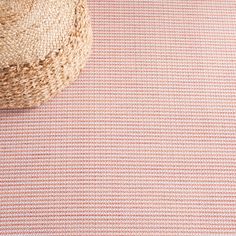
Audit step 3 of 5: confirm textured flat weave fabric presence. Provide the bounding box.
[0,1,236,235]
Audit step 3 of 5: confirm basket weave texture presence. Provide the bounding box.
[0,0,92,108]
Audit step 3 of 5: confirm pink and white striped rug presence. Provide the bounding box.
[1,1,236,235]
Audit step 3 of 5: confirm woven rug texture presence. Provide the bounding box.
[0,1,236,235]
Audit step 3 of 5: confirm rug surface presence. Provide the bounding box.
[0,1,236,235]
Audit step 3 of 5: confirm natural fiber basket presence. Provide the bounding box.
[0,0,92,108]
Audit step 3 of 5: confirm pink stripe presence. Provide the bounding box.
[1,0,236,235]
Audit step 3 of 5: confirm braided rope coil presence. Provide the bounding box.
[0,0,92,108]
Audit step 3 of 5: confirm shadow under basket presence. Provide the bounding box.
[0,0,92,109]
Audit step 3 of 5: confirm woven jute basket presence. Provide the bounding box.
[0,0,92,108]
